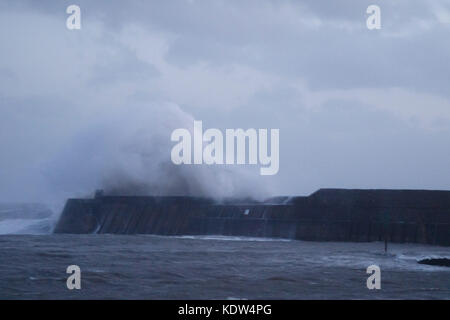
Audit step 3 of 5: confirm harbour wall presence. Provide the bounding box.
[53,189,450,246]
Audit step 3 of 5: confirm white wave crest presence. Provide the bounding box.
[0,218,53,235]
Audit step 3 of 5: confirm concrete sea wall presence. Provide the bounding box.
[53,189,450,246]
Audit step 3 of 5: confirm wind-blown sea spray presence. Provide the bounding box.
[2,102,272,235]
[0,102,273,235]
[45,102,271,209]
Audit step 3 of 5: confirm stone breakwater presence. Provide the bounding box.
[54,189,450,246]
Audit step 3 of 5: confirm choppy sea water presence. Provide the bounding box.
[0,234,449,300]
[0,204,449,299]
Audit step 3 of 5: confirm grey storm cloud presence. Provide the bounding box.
[0,0,450,205]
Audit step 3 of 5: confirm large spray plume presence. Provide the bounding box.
[45,102,270,202]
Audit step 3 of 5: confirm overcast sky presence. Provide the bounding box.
[1,0,450,203]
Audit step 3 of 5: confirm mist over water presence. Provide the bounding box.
[0,203,54,235]
[46,102,270,200]
[0,102,271,234]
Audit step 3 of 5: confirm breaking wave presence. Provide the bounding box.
[0,218,53,235]
[0,204,55,235]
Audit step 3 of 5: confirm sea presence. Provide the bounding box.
[0,204,449,300]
